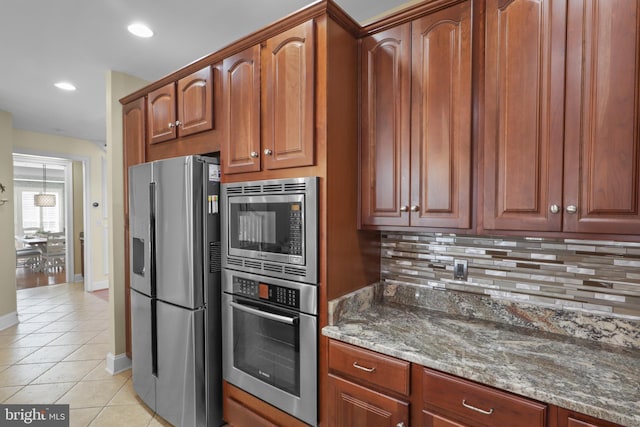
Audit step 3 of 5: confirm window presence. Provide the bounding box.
[20,189,62,232]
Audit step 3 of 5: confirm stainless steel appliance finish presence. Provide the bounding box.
[222,176,318,284]
[222,269,318,426]
[129,155,222,427]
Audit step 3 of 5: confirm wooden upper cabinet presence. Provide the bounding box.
[360,1,472,229]
[263,20,315,170]
[483,0,566,232]
[563,0,640,234]
[221,45,262,174]
[360,23,411,227]
[147,82,177,144]
[147,66,213,145]
[410,0,472,228]
[177,67,213,137]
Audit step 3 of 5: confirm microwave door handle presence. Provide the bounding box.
[229,301,297,325]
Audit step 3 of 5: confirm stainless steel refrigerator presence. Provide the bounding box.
[129,155,222,427]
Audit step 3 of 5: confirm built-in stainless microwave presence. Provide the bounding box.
[221,177,318,284]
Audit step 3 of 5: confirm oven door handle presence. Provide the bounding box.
[230,301,297,325]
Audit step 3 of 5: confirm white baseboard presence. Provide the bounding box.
[0,311,19,331]
[106,352,131,375]
[87,279,109,292]
[74,274,83,282]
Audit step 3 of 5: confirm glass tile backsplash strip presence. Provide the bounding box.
[381,233,640,318]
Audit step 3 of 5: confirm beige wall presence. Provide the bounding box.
[13,129,107,290]
[106,70,148,359]
[72,161,84,276]
[0,111,17,325]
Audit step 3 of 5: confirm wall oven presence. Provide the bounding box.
[221,176,318,284]
[222,269,318,426]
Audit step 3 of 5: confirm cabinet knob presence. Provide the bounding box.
[400,206,409,212]
[250,151,259,158]
[549,204,560,214]
[175,120,182,127]
[264,148,273,156]
[410,205,419,212]
[168,122,175,128]
[566,205,578,214]
[396,423,405,427]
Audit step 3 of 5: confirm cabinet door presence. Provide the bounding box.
[263,20,315,170]
[177,66,213,137]
[328,374,409,427]
[147,82,177,144]
[411,1,472,228]
[122,97,146,356]
[556,407,625,427]
[221,45,261,174]
[483,0,566,231]
[563,0,640,234]
[360,24,411,227]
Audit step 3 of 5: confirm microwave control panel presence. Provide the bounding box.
[288,204,303,256]
[233,276,300,309]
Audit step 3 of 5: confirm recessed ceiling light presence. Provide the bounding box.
[54,82,76,91]
[128,22,154,38]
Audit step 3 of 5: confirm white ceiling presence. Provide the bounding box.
[0,0,408,147]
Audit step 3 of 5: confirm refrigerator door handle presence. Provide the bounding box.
[229,301,297,325]
[149,182,157,297]
[151,299,158,377]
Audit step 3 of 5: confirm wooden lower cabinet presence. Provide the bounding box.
[328,374,409,427]
[420,367,546,427]
[555,408,624,427]
[222,381,308,427]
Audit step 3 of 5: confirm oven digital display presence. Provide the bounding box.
[259,283,269,299]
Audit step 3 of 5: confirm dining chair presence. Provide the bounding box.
[39,233,66,272]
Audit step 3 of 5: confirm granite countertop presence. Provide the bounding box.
[322,301,640,426]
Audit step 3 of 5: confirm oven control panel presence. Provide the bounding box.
[233,276,300,309]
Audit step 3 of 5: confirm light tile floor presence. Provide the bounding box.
[0,282,171,427]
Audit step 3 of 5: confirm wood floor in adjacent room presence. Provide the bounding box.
[16,267,67,290]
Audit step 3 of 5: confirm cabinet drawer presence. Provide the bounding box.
[328,340,410,396]
[422,368,546,427]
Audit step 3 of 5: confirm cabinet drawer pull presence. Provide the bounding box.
[462,399,494,415]
[352,362,376,373]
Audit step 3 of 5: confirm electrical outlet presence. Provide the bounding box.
[453,259,468,281]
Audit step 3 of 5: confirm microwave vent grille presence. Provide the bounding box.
[285,266,307,276]
[225,186,243,195]
[227,257,243,267]
[263,263,284,274]
[262,184,284,193]
[285,183,306,192]
[243,185,262,194]
[244,260,262,269]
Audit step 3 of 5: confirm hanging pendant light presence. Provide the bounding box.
[34,164,56,207]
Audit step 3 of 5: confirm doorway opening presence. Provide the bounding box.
[13,154,84,290]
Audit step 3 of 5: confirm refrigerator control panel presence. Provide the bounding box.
[232,276,300,309]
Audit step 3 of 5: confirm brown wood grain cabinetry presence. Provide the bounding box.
[420,367,547,427]
[483,0,640,235]
[221,45,261,174]
[122,98,146,357]
[263,19,315,170]
[147,66,213,145]
[562,0,640,234]
[222,20,315,175]
[360,0,472,229]
[555,407,625,427]
[328,339,410,427]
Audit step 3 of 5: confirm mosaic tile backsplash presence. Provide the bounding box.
[381,233,640,319]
